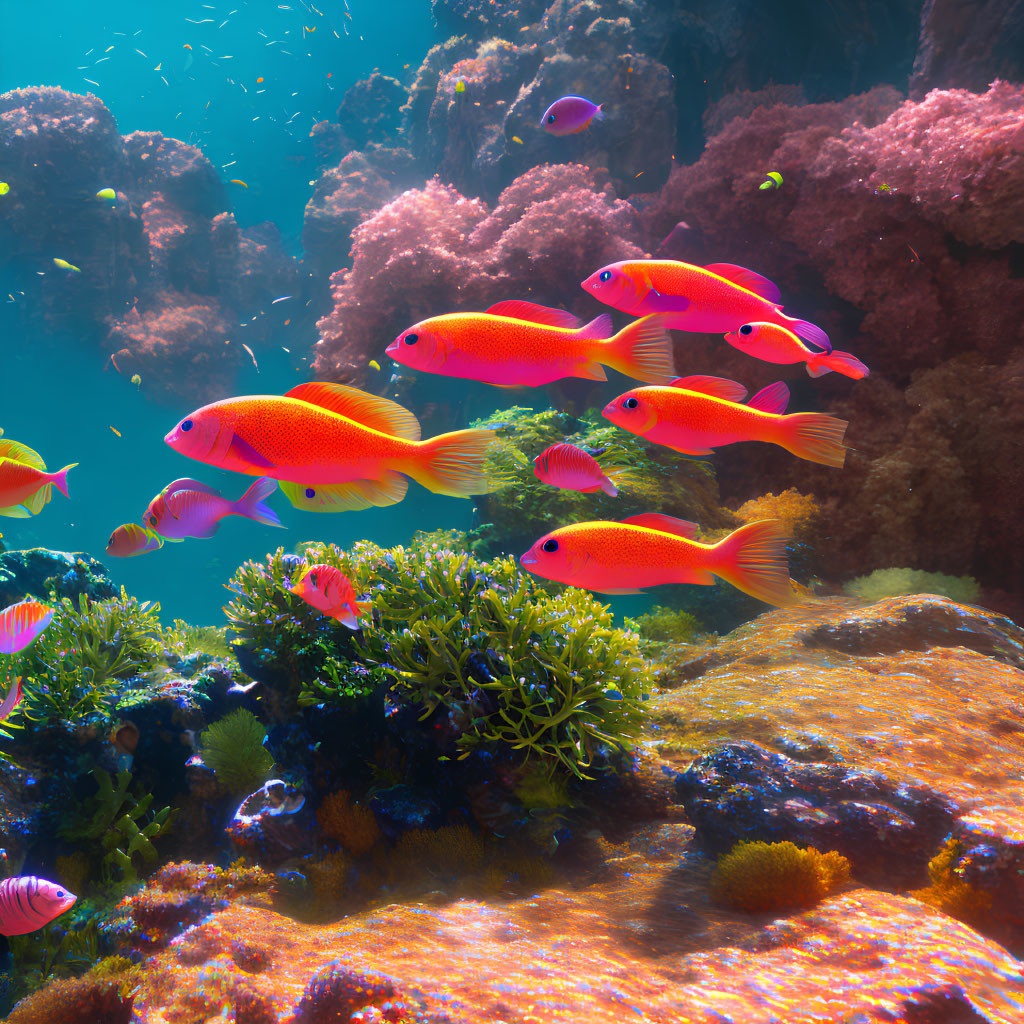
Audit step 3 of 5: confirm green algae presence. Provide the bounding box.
[199,709,275,796]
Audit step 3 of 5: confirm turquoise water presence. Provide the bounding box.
[0,1,477,624]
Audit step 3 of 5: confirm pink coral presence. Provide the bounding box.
[313,163,645,384]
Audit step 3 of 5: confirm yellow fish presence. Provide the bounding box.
[0,183,9,196]
[96,188,116,201]
[511,136,524,145]
[131,374,142,389]
[368,359,381,371]
[52,258,81,273]
[454,78,466,93]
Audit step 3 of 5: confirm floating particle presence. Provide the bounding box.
[368,359,381,371]
[256,76,264,83]
[229,179,248,187]
[53,258,81,272]
[511,136,524,144]
[242,344,259,371]
[110,426,122,437]
[131,373,142,389]
[271,295,292,304]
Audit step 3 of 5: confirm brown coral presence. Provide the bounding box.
[3,976,134,1024]
[316,791,381,856]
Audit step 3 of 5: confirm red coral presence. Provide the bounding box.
[313,163,645,384]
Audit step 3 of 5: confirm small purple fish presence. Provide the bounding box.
[0,876,76,935]
[0,675,23,724]
[143,477,282,540]
[540,95,603,136]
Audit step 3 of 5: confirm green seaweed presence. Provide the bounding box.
[844,567,981,604]
[6,589,163,727]
[199,708,275,795]
[160,620,232,659]
[467,406,738,559]
[625,605,705,653]
[59,768,175,884]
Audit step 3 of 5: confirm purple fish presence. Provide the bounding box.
[143,477,283,540]
[0,876,77,935]
[540,95,603,136]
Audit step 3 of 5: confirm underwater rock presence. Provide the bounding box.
[336,73,409,149]
[227,779,314,867]
[369,785,443,839]
[313,163,644,385]
[302,145,424,278]
[911,0,1024,96]
[0,547,116,606]
[1,975,135,1024]
[802,594,1024,667]
[673,741,958,887]
[292,963,399,1024]
[123,130,225,219]
[52,824,1024,1023]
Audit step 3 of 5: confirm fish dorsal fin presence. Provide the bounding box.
[485,300,580,329]
[705,263,781,304]
[161,478,220,499]
[575,313,614,339]
[286,382,421,441]
[0,440,46,471]
[748,381,790,414]
[620,513,699,539]
[668,375,748,402]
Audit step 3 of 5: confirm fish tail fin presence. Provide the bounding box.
[50,464,77,499]
[712,519,795,607]
[338,599,368,630]
[774,412,849,468]
[782,315,831,354]
[808,350,870,380]
[409,429,499,497]
[237,476,283,528]
[601,314,675,383]
[595,103,605,121]
[599,475,618,497]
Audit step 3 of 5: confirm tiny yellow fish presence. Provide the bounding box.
[511,136,524,145]
[110,426,122,437]
[758,171,783,191]
[53,258,81,273]
[131,373,142,389]
[229,179,248,188]
[96,187,116,201]
[368,359,381,371]
[454,78,466,93]
[0,183,9,196]
[875,182,893,194]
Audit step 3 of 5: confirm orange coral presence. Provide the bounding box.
[3,976,134,1024]
[910,838,992,930]
[735,488,820,540]
[317,791,381,856]
[306,851,350,908]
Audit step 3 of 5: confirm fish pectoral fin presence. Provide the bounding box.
[641,292,691,314]
[667,445,715,457]
[0,505,33,518]
[575,361,609,381]
[0,440,46,470]
[280,472,408,513]
[285,382,421,441]
[23,485,50,515]
[229,432,275,469]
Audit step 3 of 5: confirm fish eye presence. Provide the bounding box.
[623,397,639,410]
[305,488,315,498]
[542,538,559,553]
[149,515,158,526]
[599,270,612,283]
[546,114,556,123]
[181,419,193,432]
[404,334,418,345]
[56,890,66,898]
[739,324,753,336]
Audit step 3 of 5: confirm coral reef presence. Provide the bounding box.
[292,963,398,1024]
[0,87,297,403]
[317,791,381,857]
[0,548,116,607]
[313,164,645,386]
[910,837,992,932]
[2,976,134,1024]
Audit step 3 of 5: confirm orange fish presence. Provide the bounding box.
[602,376,848,468]
[534,443,617,496]
[164,382,498,513]
[582,259,831,353]
[386,301,674,387]
[290,563,364,628]
[0,439,77,518]
[521,514,794,606]
[0,600,54,654]
[724,322,869,379]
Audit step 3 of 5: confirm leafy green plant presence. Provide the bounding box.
[8,588,163,726]
[60,768,175,884]
[161,620,232,659]
[199,709,275,795]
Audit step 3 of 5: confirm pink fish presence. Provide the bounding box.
[0,600,54,654]
[541,95,603,135]
[143,477,282,540]
[0,675,23,724]
[290,563,365,629]
[534,443,618,497]
[0,876,77,935]
[106,523,164,558]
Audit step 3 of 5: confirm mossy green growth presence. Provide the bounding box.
[467,406,737,559]
[59,768,175,884]
[226,534,654,777]
[224,544,386,706]
[712,840,851,913]
[161,620,232,659]
[844,568,980,604]
[5,589,163,727]
[199,709,275,796]
[625,605,704,653]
